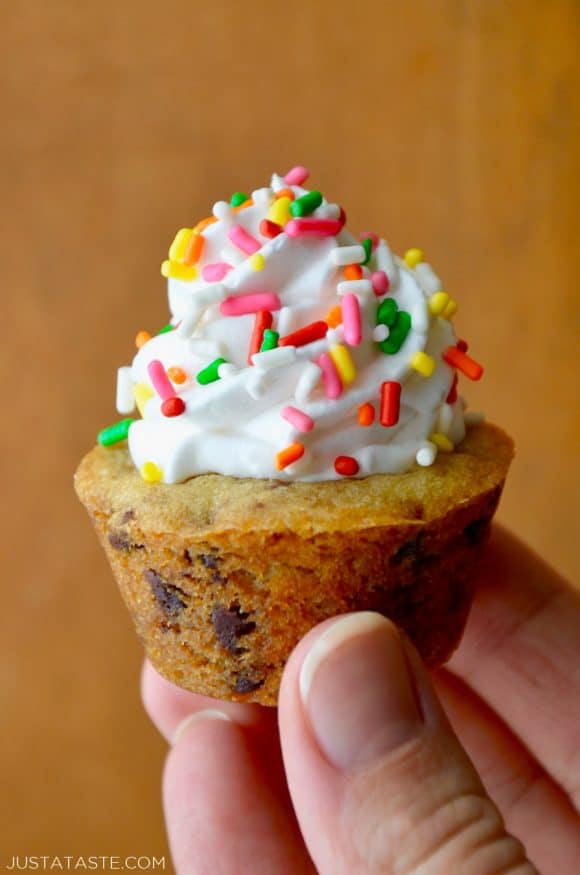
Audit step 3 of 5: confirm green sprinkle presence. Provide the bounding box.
[379,311,412,355]
[376,298,398,327]
[260,329,279,352]
[197,357,227,385]
[290,190,323,218]
[361,237,373,265]
[157,323,175,335]
[98,418,135,447]
[230,192,249,207]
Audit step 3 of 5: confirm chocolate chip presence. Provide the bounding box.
[234,674,264,694]
[183,549,193,565]
[391,532,424,565]
[199,552,220,570]
[211,603,256,655]
[145,570,187,617]
[108,531,144,552]
[463,516,490,545]
[121,509,135,523]
[211,571,226,585]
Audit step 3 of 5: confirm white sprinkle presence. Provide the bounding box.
[317,202,340,219]
[217,363,238,380]
[252,187,274,206]
[251,346,297,370]
[270,173,287,192]
[295,362,322,403]
[337,279,373,297]
[373,324,389,342]
[375,240,399,285]
[326,325,344,345]
[464,410,486,426]
[212,200,231,220]
[437,403,454,435]
[330,244,366,266]
[411,302,429,333]
[414,262,442,295]
[416,443,437,467]
[276,306,294,337]
[116,366,135,415]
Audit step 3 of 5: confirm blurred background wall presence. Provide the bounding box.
[1,0,578,865]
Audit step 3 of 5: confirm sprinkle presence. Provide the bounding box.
[446,372,458,404]
[230,192,249,207]
[404,248,425,269]
[317,352,342,399]
[414,262,442,294]
[330,244,366,266]
[290,191,323,217]
[437,403,454,435]
[135,330,151,349]
[98,418,134,447]
[358,403,375,426]
[284,165,309,186]
[134,383,154,416]
[202,262,232,282]
[276,442,305,471]
[217,362,238,379]
[409,351,436,377]
[281,406,314,433]
[429,432,454,452]
[334,456,359,476]
[260,329,279,352]
[220,292,282,317]
[197,357,227,385]
[168,228,193,261]
[228,224,261,255]
[344,264,363,280]
[161,396,186,417]
[337,279,373,298]
[457,339,469,353]
[371,270,389,296]
[232,198,253,213]
[416,443,437,467]
[248,311,273,363]
[373,324,389,342]
[274,187,295,201]
[157,323,175,335]
[193,216,218,233]
[464,410,485,426]
[116,367,135,415]
[442,346,483,381]
[380,381,401,426]
[279,321,328,347]
[276,306,294,337]
[140,461,163,483]
[213,201,231,220]
[147,360,174,400]
[252,187,274,206]
[268,196,293,227]
[182,232,204,266]
[285,218,343,238]
[359,231,379,250]
[252,346,296,370]
[325,305,343,328]
[295,362,322,402]
[377,297,398,326]
[161,260,198,281]
[259,219,283,238]
[379,312,412,355]
[329,344,356,385]
[167,367,187,384]
[341,294,362,346]
[429,291,450,316]
[443,299,458,319]
[361,238,373,265]
[250,253,265,271]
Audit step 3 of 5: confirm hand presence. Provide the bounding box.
[142,527,580,874]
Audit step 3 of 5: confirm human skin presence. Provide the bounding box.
[141,527,580,874]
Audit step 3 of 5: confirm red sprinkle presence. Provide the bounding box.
[248,310,273,364]
[161,396,186,417]
[259,219,283,238]
[443,346,483,381]
[334,456,359,476]
[279,321,328,347]
[446,372,458,404]
[380,381,401,426]
[456,339,469,353]
[285,217,344,238]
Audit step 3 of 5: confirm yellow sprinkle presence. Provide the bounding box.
[250,253,265,271]
[429,432,454,452]
[429,291,450,316]
[404,247,425,269]
[329,343,356,385]
[161,259,198,282]
[268,195,292,227]
[133,382,154,417]
[168,228,193,262]
[442,299,458,319]
[410,351,436,377]
[140,461,163,483]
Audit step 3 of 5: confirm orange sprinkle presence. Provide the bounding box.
[358,402,375,427]
[193,215,217,234]
[167,366,187,384]
[325,304,343,328]
[182,232,204,265]
[343,264,363,281]
[275,442,305,471]
[274,187,295,201]
[135,330,152,349]
[232,198,254,212]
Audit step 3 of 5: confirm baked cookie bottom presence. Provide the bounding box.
[74,422,514,705]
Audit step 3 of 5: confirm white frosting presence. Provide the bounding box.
[120,172,470,483]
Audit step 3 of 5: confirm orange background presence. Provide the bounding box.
[2,0,578,864]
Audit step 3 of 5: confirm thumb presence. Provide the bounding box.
[278,613,536,875]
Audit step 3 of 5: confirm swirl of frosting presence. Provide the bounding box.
[106,168,484,483]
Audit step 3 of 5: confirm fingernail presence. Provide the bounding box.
[173,709,233,745]
[300,613,423,770]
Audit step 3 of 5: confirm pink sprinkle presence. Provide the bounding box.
[147,359,174,401]
[284,165,309,186]
[202,262,232,282]
[281,405,314,433]
[285,218,344,238]
[341,294,362,346]
[359,231,379,251]
[316,353,342,399]
[371,270,390,296]
[228,224,261,255]
[220,292,282,317]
